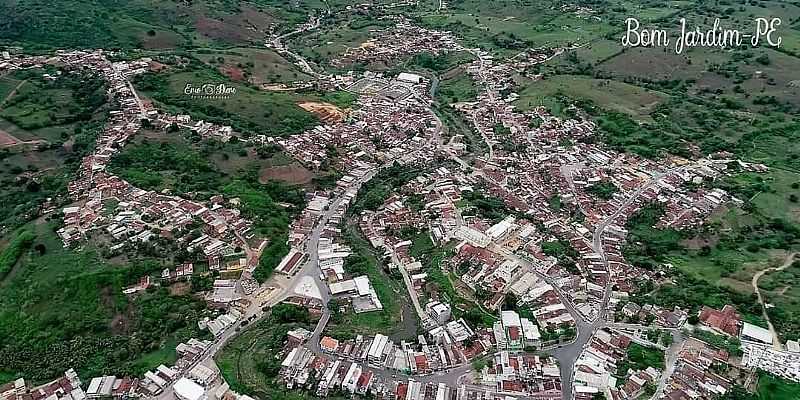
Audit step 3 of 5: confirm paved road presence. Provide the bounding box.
[650,330,685,400]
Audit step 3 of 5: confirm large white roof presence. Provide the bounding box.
[353,275,371,296]
[741,322,773,344]
[174,378,205,400]
[501,310,521,327]
[397,72,422,83]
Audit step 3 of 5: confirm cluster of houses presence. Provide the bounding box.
[0,339,218,400]
[478,352,561,399]
[276,320,559,400]
[697,304,800,384]
[0,370,86,400]
[277,72,439,170]
[1,11,789,400]
[572,329,661,400]
[137,338,215,397]
[315,22,784,398]
[331,17,461,69]
[356,167,583,339]
[0,52,260,266]
[662,337,737,400]
[315,332,469,376]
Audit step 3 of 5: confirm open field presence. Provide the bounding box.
[514,75,667,121]
[259,163,315,186]
[0,129,19,147]
[437,68,478,103]
[133,62,329,137]
[0,0,327,50]
[297,101,347,124]
[0,75,23,103]
[0,68,110,233]
[756,371,800,400]
[287,17,394,68]
[193,47,312,85]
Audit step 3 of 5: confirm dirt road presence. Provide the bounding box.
[752,252,796,350]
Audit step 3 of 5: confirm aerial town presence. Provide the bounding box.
[0,2,798,400]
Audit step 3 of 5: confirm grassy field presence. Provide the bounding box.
[618,343,664,374]
[108,129,307,237]
[757,371,800,400]
[0,75,23,103]
[437,68,478,104]
[287,16,394,69]
[133,61,331,137]
[514,75,668,122]
[325,223,410,340]
[0,68,110,234]
[214,310,329,399]
[193,47,312,85]
[0,0,329,50]
[0,69,106,131]
[759,260,800,343]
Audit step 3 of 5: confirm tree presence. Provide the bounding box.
[271,303,310,324]
[503,293,519,311]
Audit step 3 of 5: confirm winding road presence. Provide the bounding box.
[752,252,796,351]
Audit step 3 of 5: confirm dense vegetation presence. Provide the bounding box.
[109,140,225,195]
[1,70,106,129]
[625,204,768,323]
[0,230,34,280]
[0,224,210,382]
[459,190,512,223]
[622,204,683,270]
[615,343,664,377]
[325,223,408,340]
[0,68,110,234]
[0,0,325,50]
[350,162,425,213]
[585,181,617,200]
[214,307,339,400]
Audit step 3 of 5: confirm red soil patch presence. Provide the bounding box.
[297,102,346,124]
[148,61,169,72]
[260,164,315,185]
[0,129,20,147]
[220,65,245,81]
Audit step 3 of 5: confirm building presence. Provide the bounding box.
[520,317,541,348]
[368,334,389,363]
[276,249,304,275]
[188,365,217,386]
[494,310,540,350]
[741,322,773,345]
[426,301,452,325]
[320,336,340,353]
[397,72,423,84]
[85,376,116,399]
[498,310,524,350]
[174,378,206,400]
[486,216,516,241]
[699,305,741,337]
